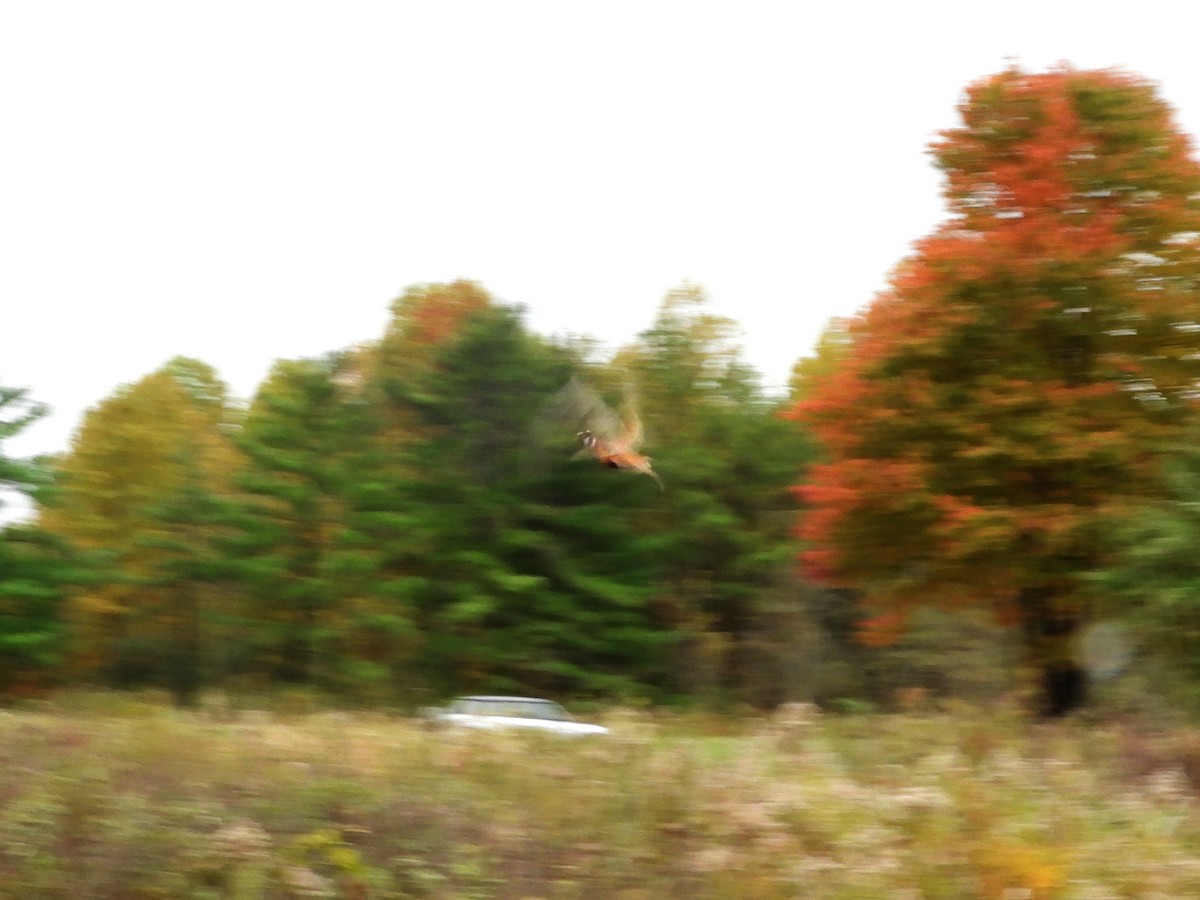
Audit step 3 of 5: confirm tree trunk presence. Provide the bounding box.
[1041,659,1086,717]
[1020,586,1088,717]
[170,584,202,708]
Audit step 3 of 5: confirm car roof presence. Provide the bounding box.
[457,695,554,703]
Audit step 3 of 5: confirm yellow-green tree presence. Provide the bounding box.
[789,318,853,404]
[42,358,241,700]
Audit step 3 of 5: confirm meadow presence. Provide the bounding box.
[1,694,1199,899]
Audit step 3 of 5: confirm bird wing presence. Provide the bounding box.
[550,376,624,443]
[615,390,645,451]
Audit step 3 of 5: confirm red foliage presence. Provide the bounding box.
[406,281,491,346]
[791,66,1200,641]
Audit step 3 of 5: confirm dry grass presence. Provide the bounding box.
[1,695,1199,898]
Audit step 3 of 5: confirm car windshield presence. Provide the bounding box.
[453,698,571,721]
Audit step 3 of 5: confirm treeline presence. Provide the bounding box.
[16,64,1200,717]
[0,286,1134,715]
[2,282,873,708]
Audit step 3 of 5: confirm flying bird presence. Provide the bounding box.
[549,377,663,490]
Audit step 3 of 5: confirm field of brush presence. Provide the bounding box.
[2,696,1200,899]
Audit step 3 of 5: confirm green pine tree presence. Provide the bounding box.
[618,286,813,705]
[374,292,674,700]
[0,384,71,694]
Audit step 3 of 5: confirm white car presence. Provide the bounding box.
[421,695,609,737]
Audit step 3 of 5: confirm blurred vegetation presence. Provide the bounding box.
[9,64,1200,727]
[0,278,1033,715]
[0,269,1193,718]
[0,698,1199,897]
[13,58,1200,898]
[0,385,74,695]
[790,65,1200,717]
[5,282,821,709]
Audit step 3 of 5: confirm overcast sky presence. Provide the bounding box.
[5,1,1200,466]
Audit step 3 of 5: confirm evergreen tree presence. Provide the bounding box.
[374,288,674,699]
[233,351,375,688]
[1091,439,1200,708]
[619,286,812,704]
[0,384,69,694]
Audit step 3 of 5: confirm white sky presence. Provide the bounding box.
[5,1,1200,466]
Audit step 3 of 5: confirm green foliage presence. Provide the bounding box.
[39,358,242,700]
[16,267,1034,714]
[232,351,378,689]
[0,384,69,694]
[131,458,243,707]
[18,272,1042,711]
[0,526,74,696]
[1091,441,1200,711]
[618,285,814,704]
[375,296,675,699]
[0,383,50,512]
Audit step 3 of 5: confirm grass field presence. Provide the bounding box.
[1,695,1199,898]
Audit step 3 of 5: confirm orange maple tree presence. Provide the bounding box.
[791,66,1200,713]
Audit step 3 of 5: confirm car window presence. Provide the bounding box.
[509,701,569,721]
[453,699,570,721]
